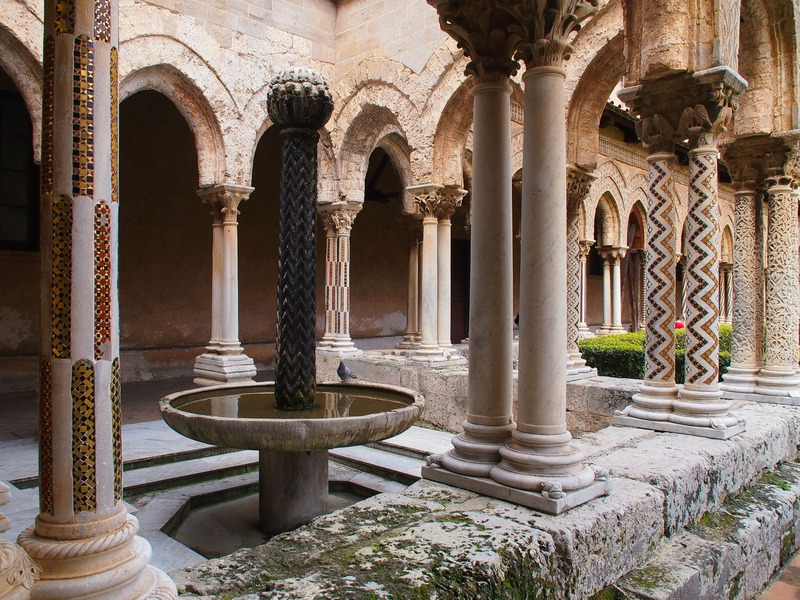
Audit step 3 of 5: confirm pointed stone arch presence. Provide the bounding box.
[0,23,43,161]
[594,192,622,247]
[119,40,231,186]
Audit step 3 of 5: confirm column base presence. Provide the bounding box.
[577,324,594,339]
[566,353,596,379]
[670,385,744,432]
[755,366,800,398]
[436,421,514,478]
[0,539,38,598]
[422,463,611,515]
[615,380,678,422]
[395,334,419,349]
[613,414,746,439]
[594,327,612,336]
[410,344,466,366]
[18,516,177,600]
[193,352,257,386]
[316,343,363,357]
[608,325,627,334]
[720,364,760,394]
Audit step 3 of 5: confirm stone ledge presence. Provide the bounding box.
[170,401,800,599]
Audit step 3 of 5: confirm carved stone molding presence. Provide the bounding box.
[409,184,465,220]
[721,133,800,186]
[320,207,358,235]
[567,164,596,214]
[578,239,594,258]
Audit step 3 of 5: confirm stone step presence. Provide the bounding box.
[607,462,800,600]
[329,444,425,485]
[370,425,454,460]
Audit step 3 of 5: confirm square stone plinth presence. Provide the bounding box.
[420,464,612,515]
[614,415,746,439]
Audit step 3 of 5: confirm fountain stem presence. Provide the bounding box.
[268,68,334,410]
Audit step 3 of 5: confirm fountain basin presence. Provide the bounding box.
[160,380,424,534]
[160,381,424,451]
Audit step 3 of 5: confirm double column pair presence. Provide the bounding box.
[409,184,467,364]
[595,246,628,335]
[721,134,800,401]
[615,69,746,439]
[423,0,610,513]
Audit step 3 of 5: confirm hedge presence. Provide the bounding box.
[579,324,732,383]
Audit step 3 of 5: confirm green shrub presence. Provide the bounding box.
[579,325,732,382]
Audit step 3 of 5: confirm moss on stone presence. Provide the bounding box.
[625,565,671,590]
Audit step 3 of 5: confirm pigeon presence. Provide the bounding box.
[337,359,357,382]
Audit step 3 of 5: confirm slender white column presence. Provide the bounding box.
[24,0,176,594]
[435,187,465,348]
[439,78,514,475]
[194,185,257,386]
[490,63,598,499]
[597,249,612,334]
[577,239,594,338]
[318,206,361,356]
[397,222,421,349]
[410,185,453,364]
[609,246,627,333]
[757,174,800,396]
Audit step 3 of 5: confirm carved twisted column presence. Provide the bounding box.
[577,239,595,338]
[757,144,800,397]
[436,186,466,348]
[194,185,257,386]
[397,219,421,349]
[267,68,333,409]
[317,205,362,356]
[719,263,733,324]
[488,1,609,512]
[25,0,176,595]
[566,166,595,375]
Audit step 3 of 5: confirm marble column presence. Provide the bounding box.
[317,205,362,356]
[23,0,176,595]
[757,160,800,397]
[672,112,743,435]
[488,4,609,513]
[194,185,257,386]
[596,248,613,335]
[721,170,762,394]
[421,11,518,475]
[719,263,733,324]
[566,166,596,376]
[577,239,595,338]
[397,219,421,349]
[435,186,466,348]
[609,246,627,333]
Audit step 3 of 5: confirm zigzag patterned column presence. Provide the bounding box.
[318,206,362,356]
[268,68,333,409]
[21,0,176,595]
[671,141,743,434]
[616,151,679,423]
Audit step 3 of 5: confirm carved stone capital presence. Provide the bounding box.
[198,184,254,225]
[722,132,800,188]
[320,206,358,235]
[409,184,442,218]
[619,67,746,153]
[512,0,600,69]
[567,164,596,213]
[434,185,467,220]
[598,245,627,262]
[578,239,595,259]
[428,0,521,81]
[266,67,334,130]
[408,183,466,220]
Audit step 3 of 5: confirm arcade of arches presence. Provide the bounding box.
[2,0,800,597]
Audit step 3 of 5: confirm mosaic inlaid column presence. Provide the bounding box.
[488,3,609,513]
[317,205,362,356]
[23,0,177,595]
[436,186,466,348]
[577,239,595,338]
[757,165,800,397]
[721,174,762,394]
[566,166,595,374]
[616,145,680,422]
[397,220,421,349]
[609,246,627,333]
[672,124,743,434]
[596,248,613,335]
[194,184,257,386]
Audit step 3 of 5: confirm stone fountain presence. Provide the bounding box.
[160,68,424,535]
